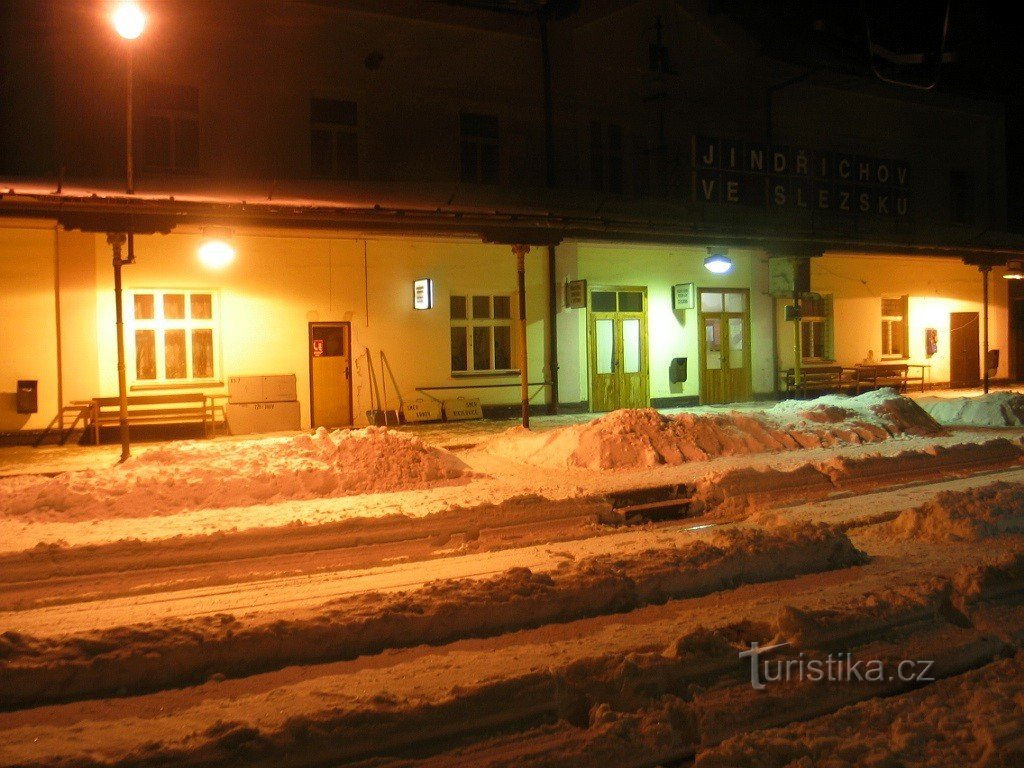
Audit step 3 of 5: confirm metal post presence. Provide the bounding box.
[792,291,802,395]
[513,244,531,428]
[108,233,131,462]
[982,265,991,394]
[126,44,134,194]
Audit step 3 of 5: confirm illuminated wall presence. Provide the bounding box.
[775,253,1010,384]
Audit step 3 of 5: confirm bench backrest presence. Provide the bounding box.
[93,394,208,408]
[782,366,845,382]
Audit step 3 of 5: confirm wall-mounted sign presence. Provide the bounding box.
[692,136,910,217]
[311,339,324,357]
[413,278,434,310]
[565,279,587,309]
[672,282,695,310]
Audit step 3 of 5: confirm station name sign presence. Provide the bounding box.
[692,136,910,217]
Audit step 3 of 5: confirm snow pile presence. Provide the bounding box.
[881,481,1024,542]
[0,427,469,521]
[694,655,1024,768]
[917,390,1024,427]
[479,390,942,471]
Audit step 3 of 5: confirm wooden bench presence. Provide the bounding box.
[853,363,918,393]
[781,365,853,398]
[87,394,224,445]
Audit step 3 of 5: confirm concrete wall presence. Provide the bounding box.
[775,254,1010,385]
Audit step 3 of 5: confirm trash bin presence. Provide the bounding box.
[16,380,38,414]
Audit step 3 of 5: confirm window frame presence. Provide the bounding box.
[880,295,910,360]
[459,112,501,184]
[449,293,518,376]
[310,97,359,180]
[141,82,200,173]
[128,289,221,388]
[799,293,833,363]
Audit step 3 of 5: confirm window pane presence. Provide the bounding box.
[450,326,468,371]
[728,317,745,369]
[310,98,357,126]
[622,318,641,373]
[891,320,906,356]
[494,325,512,369]
[701,292,724,313]
[882,297,904,317]
[164,329,186,379]
[134,294,155,320]
[450,295,467,320]
[493,295,511,319]
[460,140,477,182]
[479,143,500,184]
[704,318,722,369]
[311,129,334,176]
[460,113,499,140]
[175,117,199,171]
[163,293,185,319]
[618,291,643,312]
[592,291,616,312]
[192,329,214,378]
[472,326,492,370]
[135,329,156,380]
[144,115,172,168]
[724,292,745,313]
[335,131,358,179]
[595,318,615,374]
[472,295,491,319]
[190,293,213,320]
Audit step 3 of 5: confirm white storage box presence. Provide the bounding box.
[227,401,301,435]
[228,374,297,404]
[402,398,443,423]
[443,397,483,421]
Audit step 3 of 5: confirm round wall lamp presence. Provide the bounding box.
[197,229,236,270]
[704,250,733,274]
[1004,260,1024,280]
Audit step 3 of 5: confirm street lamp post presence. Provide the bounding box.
[111,1,145,462]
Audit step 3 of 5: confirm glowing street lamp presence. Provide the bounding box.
[198,234,237,270]
[112,1,146,40]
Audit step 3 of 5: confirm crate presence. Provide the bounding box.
[402,398,443,423]
[228,374,297,404]
[443,396,483,421]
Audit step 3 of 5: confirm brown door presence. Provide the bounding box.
[949,312,980,388]
[309,322,353,428]
[1010,280,1024,382]
[698,288,751,404]
[588,287,649,412]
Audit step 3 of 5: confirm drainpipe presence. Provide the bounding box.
[539,9,559,414]
[513,244,531,428]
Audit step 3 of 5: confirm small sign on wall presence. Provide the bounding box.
[672,282,695,310]
[565,279,587,309]
[413,278,434,310]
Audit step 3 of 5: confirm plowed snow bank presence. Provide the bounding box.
[879,481,1024,542]
[694,655,1024,768]
[0,427,469,522]
[479,390,941,471]
[918,390,1024,427]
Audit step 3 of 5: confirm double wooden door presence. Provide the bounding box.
[698,288,751,404]
[588,287,649,411]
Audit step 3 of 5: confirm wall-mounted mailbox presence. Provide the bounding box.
[16,380,38,414]
[669,358,687,384]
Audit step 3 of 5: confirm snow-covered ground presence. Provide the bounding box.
[2,391,1024,767]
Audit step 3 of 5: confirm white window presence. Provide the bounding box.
[800,294,833,362]
[450,294,515,373]
[129,290,219,384]
[881,295,909,358]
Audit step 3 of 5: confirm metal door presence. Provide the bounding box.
[309,322,353,428]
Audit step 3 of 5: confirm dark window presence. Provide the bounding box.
[311,98,358,179]
[950,169,975,224]
[591,291,617,312]
[799,294,832,362]
[460,112,500,184]
[142,81,200,172]
[590,122,624,193]
[450,295,468,320]
[450,327,468,371]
